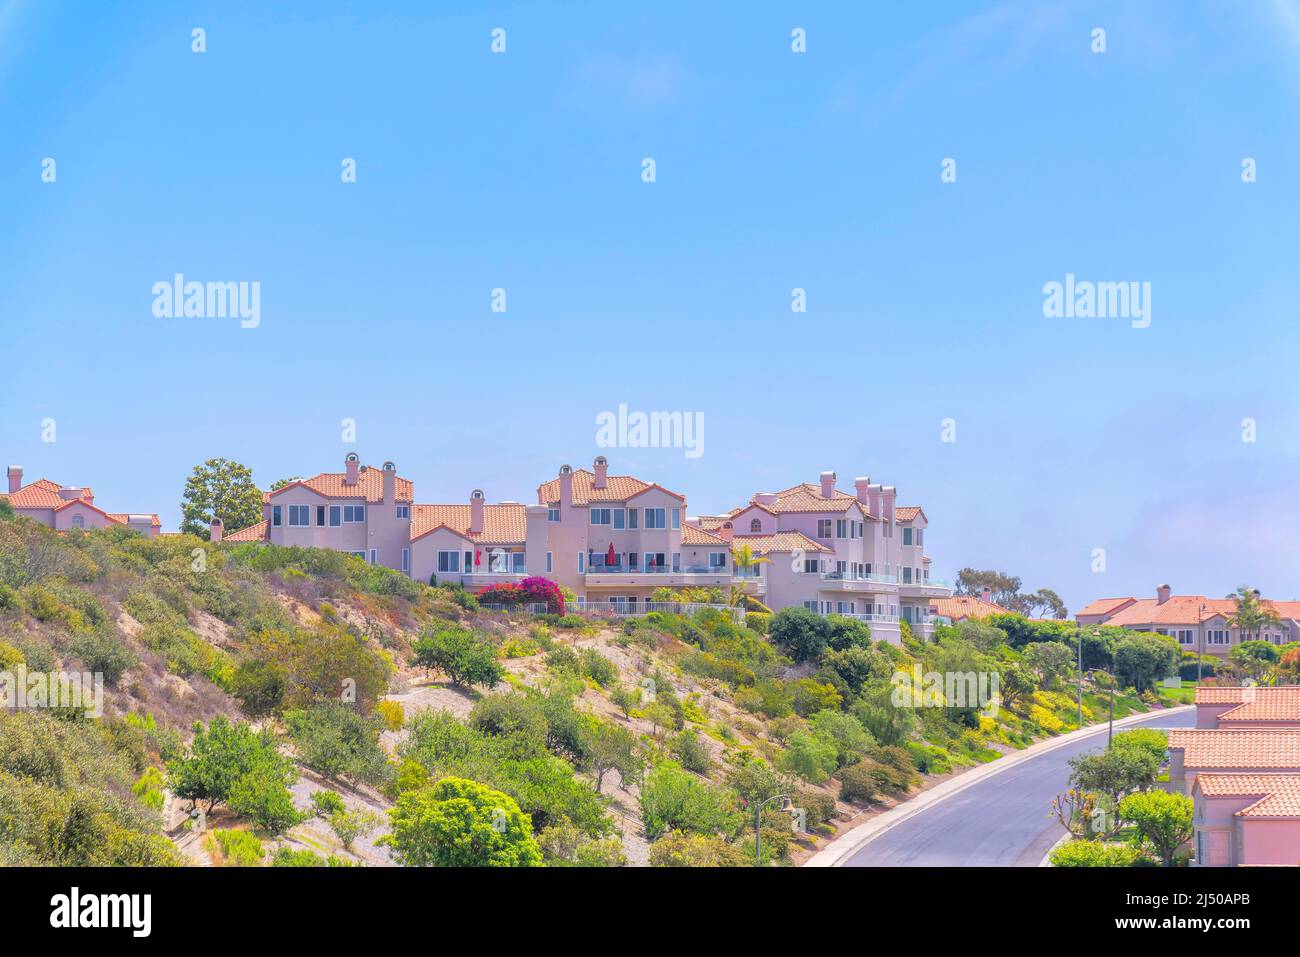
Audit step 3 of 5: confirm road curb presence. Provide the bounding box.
[803,704,1194,867]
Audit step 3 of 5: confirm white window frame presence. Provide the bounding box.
[401,548,410,572]
[396,505,410,519]
[288,504,311,527]
[437,551,461,573]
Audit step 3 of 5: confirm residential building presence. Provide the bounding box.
[929,591,1010,623]
[1075,585,1300,659]
[1192,773,1300,867]
[693,472,951,644]
[1,465,160,537]
[1195,687,1300,730]
[1166,729,1300,795]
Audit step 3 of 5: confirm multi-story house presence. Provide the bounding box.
[1,465,160,537]
[1076,585,1300,659]
[222,454,415,573]
[226,455,732,607]
[694,472,951,644]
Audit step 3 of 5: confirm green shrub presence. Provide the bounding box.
[212,828,264,866]
[648,830,749,867]
[1049,840,1152,867]
[579,648,617,687]
[639,762,740,840]
[744,612,770,634]
[69,630,136,684]
[671,729,712,775]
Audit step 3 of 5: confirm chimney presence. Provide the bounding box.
[559,465,573,511]
[1157,584,1171,605]
[382,461,396,506]
[6,466,21,494]
[593,455,608,490]
[58,487,89,501]
[209,517,223,543]
[524,504,549,575]
[820,471,836,499]
[470,490,485,534]
[754,492,778,507]
[344,453,360,486]
[854,476,870,505]
[719,521,733,543]
[867,483,883,517]
[881,486,896,523]
[981,587,993,604]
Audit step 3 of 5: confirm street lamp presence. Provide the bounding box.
[1076,624,1084,727]
[1197,602,1206,684]
[754,793,791,866]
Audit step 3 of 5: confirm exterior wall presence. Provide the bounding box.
[266,482,411,570]
[1239,820,1300,866]
[410,528,473,585]
[52,500,116,532]
[1196,704,1236,729]
[13,507,56,527]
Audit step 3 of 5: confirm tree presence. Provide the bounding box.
[1230,640,1280,680]
[285,702,390,787]
[1226,585,1281,644]
[609,684,641,719]
[1114,633,1179,692]
[270,476,302,491]
[639,762,740,840]
[412,627,503,689]
[730,544,769,606]
[769,607,830,663]
[180,458,264,539]
[167,717,284,814]
[328,808,383,852]
[383,777,542,867]
[228,760,305,834]
[779,730,839,785]
[1067,745,1159,810]
[1024,588,1069,620]
[582,720,640,793]
[1118,790,1193,867]
[1024,641,1073,689]
[954,569,1022,608]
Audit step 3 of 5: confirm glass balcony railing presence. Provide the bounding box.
[820,570,900,583]
[585,565,727,575]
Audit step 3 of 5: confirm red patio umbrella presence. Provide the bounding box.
[474,549,481,566]
[606,543,616,567]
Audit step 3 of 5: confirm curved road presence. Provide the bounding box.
[844,709,1196,866]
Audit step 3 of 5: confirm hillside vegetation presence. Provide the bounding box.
[0,510,1186,866]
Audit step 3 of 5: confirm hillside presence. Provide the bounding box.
[0,510,1186,867]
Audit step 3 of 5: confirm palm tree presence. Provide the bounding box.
[1226,585,1281,644]
[730,543,769,608]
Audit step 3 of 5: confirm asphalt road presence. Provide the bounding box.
[844,709,1196,867]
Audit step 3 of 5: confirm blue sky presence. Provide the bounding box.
[3,0,1300,612]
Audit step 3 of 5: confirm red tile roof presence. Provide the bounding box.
[895,506,923,522]
[1168,729,1300,769]
[410,504,526,544]
[929,595,1009,621]
[681,524,728,546]
[1075,597,1138,618]
[224,520,269,542]
[536,468,683,506]
[1218,690,1300,724]
[1195,774,1300,817]
[757,483,868,515]
[1079,594,1300,626]
[729,531,830,555]
[269,467,413,504]
[1,479,159,527]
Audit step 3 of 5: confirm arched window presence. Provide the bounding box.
[750,518,761,533]
[71,515,85,528]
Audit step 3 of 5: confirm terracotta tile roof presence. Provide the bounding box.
[760,483,866,515]
[106,513,162,527]
[1195,687,1261,705]
[1217,689,1300,724]
[681,524,728,545]
[1075,597,1138,618]
[224,520,269,542]
[536,468,683,506]
[269,467,413,504]
[692,515,731,531]
[929,595,1009,621]
[895,506,922,522]
[1168,729,1300,769]
[1195,774,1300,817]
[730,531,830,555]
[410,504,526,544]
[1,478,69,509]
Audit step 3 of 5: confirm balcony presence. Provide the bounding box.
[584,564,730,589]
[898,577,951,598]
[818,570,900,593]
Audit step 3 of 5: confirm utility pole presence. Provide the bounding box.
[1077,624,1084,727]
[1197,602,1205,684]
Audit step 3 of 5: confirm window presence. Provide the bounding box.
[349,550,366,559]
[272,505,282,527]
[644,508,666,529]
[437,551,461,573]
[396,505,409,519]
[1176,629,1193,645]
[671,508,681,529]
[902,567,912,583]
[369,549,377,565]
[464,551,473,573]
[546,552,552,573]
[628,551,639,570]
[578,552,585,574]
[316,505,326,526]
[817,519,833,538]
[645,552,665,569]
[612,509,626,529]
[343,504,365,523]
[329,506,341,527]
[836,519,847,538]
[548,508,560,523]
[804,600,819,612]
[288,505,310,527]
[590,508,612,525]
[917,529,924,547]
[903,527,914,546]
[71,515,84,528]
[1208,629,1229,645]
[750,518,761,533]
[837,601,848,614]
[512,552,525,573]
[672,552,681,572]
[628,508,638,529]
[402,548,409,572]
[709,552,727,568]
[803,557,819,574]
